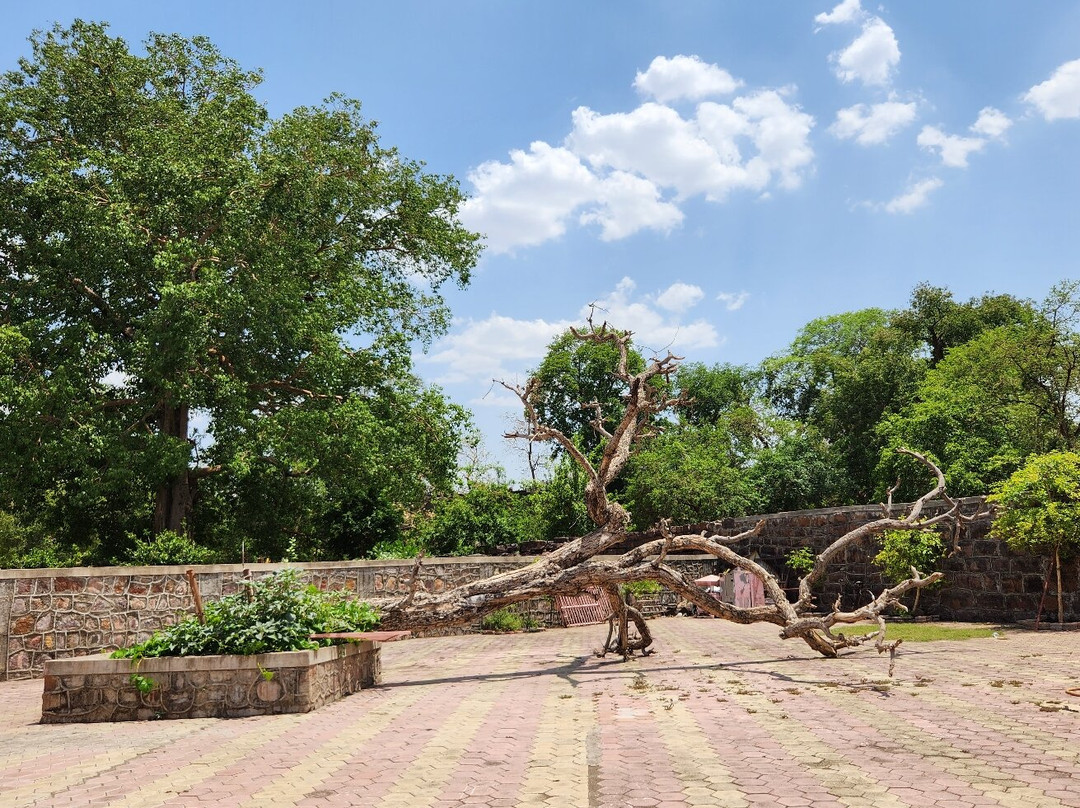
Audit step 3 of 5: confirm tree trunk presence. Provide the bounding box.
[1055,545,1064,626]
[153,403,193,536]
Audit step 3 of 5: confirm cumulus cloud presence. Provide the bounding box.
[460,56,816,254]
[580,172,684,241]
[588,278,720,352]
[422,313,573,385]
[421,278,721,387]
[459,142,598,253]
[829,100,917,145]
[916,126,986,168]
[814,0,863,26]
[716,291,750,311]
[655,282,705,313]
[916,107,1011,169]
[831,17,901,86]
[634,55,743,103]
[884,177,943,214]
[971,106,1012,138]
[1023,58,1080,121]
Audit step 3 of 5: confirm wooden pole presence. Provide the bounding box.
[185,569,206,625]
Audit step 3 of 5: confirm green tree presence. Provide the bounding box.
[0,22,480,559]
[749,425,851,513]
[763,309,924,501]
[891,283,1036,367]
[988,451,1080,625]
[420,482,526,556]
[873,528,948,614]
[878,282,1079,498]
[527,330,646,456]
[621,424,759,529]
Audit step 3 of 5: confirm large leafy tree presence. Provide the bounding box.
[0,22,480,559]
[878,283,1078,498]
[527,328,646,456]
[763,309,924,501]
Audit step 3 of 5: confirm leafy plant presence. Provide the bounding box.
[624,580,663,597]
[111,569,379,658]
[786,547,816,575]
[480,608,525,633]
[989,451,1080,625]
[116,530,218,566]
[873,529,947,613]
[129,673,157,695]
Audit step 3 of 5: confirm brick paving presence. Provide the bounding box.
[1,618,1078,807]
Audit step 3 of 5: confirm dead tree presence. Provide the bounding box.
[374,321,983,663]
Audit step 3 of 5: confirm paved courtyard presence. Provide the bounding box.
[1,618,1078,807]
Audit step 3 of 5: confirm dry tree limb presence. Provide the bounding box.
[397,551,426,608]
[373,323,976,673]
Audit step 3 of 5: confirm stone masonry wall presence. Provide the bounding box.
[2,496,1076,680]
[0,556,712,681]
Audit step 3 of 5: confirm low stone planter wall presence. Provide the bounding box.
[41,641,380,723]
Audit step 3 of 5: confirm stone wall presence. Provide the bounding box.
[2,496,1076,680]
[41,641,380,723]
[0,556,712,681]
[658,496,1077,622]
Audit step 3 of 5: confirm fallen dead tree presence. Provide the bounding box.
[374,319,986,666]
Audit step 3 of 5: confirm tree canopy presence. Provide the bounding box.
[0,22,480,562]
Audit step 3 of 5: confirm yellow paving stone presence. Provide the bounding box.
[514,647,593,807]
[235,640,501,808]
[664,640,910,808]
[101,715,305,808]
[2,748,157,808]
[632,677,748,807]
[808,684,1072,808]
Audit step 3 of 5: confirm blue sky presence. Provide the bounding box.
[3,2,1079,476]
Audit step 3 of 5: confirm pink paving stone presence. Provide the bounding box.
[3,619,1080,808]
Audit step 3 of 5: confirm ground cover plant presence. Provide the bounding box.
[111,570,379,658]
[831,623,997,642]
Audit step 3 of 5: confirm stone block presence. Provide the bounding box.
[53,577,84,594]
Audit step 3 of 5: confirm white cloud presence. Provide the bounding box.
[829,100,917,145]
[1023,58,1080,121]
[461,57,816,254]
[971,106,1012,138]
[734,90,816,191]
[655,282,705,313]
[814,0,863,26]
[580,172,684,241]
[916,126,985,168]
[421,278,721,387]
[422,313,573,385]
[459,142,597,254]
[587,278,720,352]
[716,291,750,311]
[884,177,943,214]
[634,55,742,103]
[831,18,901,86]
[917,107,1012,169]
[568,102,734,199]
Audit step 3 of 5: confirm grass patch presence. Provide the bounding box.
[835,623,997,642]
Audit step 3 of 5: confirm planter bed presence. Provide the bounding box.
[41,641,381,723]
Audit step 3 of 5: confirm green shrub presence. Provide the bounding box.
[785,547,816,575]
[873,529,947,583]
[0,513,94,569]
[116,531,218,566]
[624,580,663,596]
[480,608,524,632]
[111,569,379,658]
